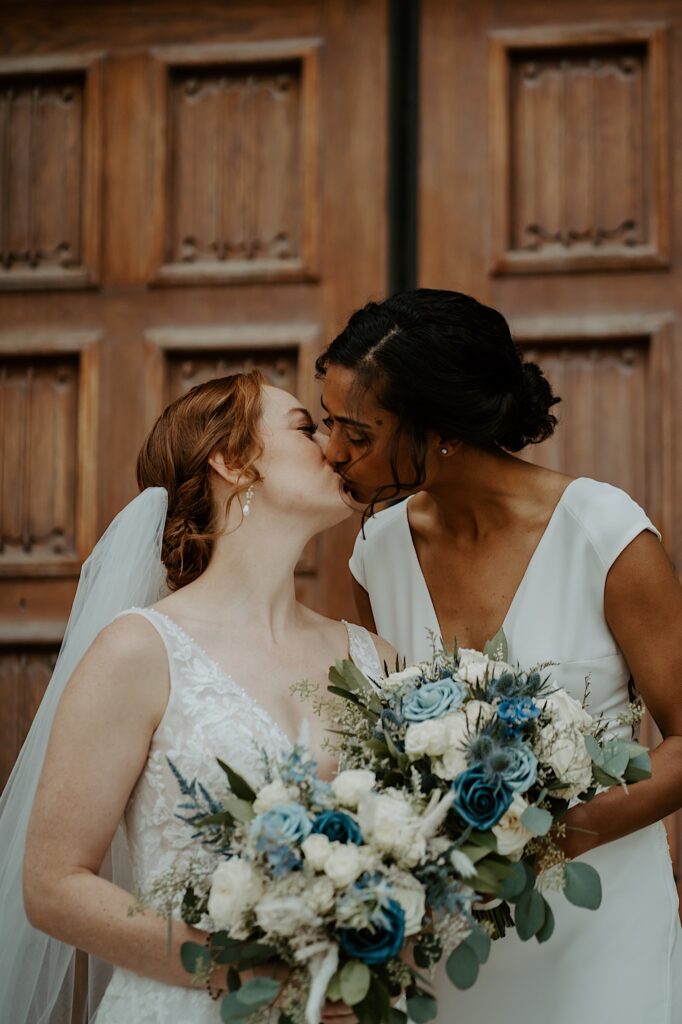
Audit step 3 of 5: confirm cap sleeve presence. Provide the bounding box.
[569,481,661,573]
[348,528,367,589]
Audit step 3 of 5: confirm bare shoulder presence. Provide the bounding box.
[65,613,170,723]
[368,632,398,673]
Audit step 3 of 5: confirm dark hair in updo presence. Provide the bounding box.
[136,371,264,591]
[315,289,560,507]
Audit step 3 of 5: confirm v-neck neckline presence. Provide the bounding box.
[402,478,582,650]
[150,608,295,750]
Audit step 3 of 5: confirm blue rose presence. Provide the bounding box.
[453,765,514,830]
[250,802,312,850]
[312,810,363,845]
[501,743,538,793]
[339,897,406,964]
[497,697,540,728]
[402,678,465,722]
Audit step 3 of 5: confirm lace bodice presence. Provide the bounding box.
[116,608,383,903]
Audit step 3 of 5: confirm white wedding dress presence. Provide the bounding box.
[93,608,384,1024]
[350,477,682,1024]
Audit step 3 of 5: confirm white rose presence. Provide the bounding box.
[332,769,376,808]
[539,689,593,730]
[358,792,426,867]
[432,745,468,781]
[382,667,423,693]
[389,873,427,936]
[538,723,593,798]
[255,894,319,937]
[252,778,298,814]
[208,858,263,932]
[457,650,490,685]
[405,718,449,758]
[462,700,496,729]
[493,794,534,860]
[301,833,332,872]
[323,843,362,889]
[308,875,335,913]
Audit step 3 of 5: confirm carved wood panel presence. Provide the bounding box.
[153,41,320,285]
[519,339,649,505]
[490,25,669,273]
[0,55,102,289]
[0,356,80,567]
[0,645,58,788]
[165,348,298,403]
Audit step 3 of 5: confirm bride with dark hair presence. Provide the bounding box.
[317,288,682,1024]
[1,371,394,1024]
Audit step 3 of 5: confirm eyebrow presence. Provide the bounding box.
[287,407,315,422]
[320,397,373,429]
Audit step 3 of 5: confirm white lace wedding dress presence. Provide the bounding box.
[94,608,384,1024]
[350,478,682,1024]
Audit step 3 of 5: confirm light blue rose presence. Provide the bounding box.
[250,802,312,850]
[501,743,538,793]
[402,678,465,722]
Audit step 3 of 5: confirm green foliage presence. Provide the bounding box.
[499,860,535,901]
[564,861,602,910]
[520,805,553,836]
[354,977,392,1024]
[446,942,479,990]
[405,994,438,1023]
[482,627,509,663]
[217,759,257,803]
[536,900,555,943]
[325,972,342,1002]
[514,889,547,941]
[339,960,372,1006]
[180,940,211,975]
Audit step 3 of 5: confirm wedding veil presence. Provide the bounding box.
[0,487,169,1024]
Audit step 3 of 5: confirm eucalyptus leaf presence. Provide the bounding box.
[514,889,546,941]
[233,942,278,970]
[325,972,342,1002]
[220,991,254,1022]
[222,796,256,824]
[446,942,479,989]
[355,978,391,1024]
[625,751,652,782]
[583,735,603,765]
[180,940,211,975]
[601,745,629,779]
[536,899,555,943]
[217,759,257,802]
[499,860,534,901]
[210,932,244,964]
[520,805,553,837]
[339,961,372,1006]
[406,994,438,1023]
[564,861,602,910]
[235,976,282,1007]
[483,627,509,663]
[464,924,491,964]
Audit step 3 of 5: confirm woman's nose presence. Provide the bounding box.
[323,432,347,468]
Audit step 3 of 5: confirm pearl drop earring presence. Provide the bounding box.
[243,485,255,517]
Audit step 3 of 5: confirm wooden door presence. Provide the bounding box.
[419,0,682,882]
[0,0,388,788]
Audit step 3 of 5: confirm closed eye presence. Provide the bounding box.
[298,422,319,437]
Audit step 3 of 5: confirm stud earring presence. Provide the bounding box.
[243,485,255,517]
[440,447,449,456]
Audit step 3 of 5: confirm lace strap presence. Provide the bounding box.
[343,621,384,683]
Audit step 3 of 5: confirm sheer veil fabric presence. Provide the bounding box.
[0,488,169,1024]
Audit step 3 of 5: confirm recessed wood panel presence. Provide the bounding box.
[490,25,669,273]
[520,339,649,505]
[0,56,102,290]
[0,645,58,790]
[164,347,298,403]
[153,41,320,285]
[0,356,80,567]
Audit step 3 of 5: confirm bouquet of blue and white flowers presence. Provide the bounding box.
[167,739,467,1024]
[321,632,652,967]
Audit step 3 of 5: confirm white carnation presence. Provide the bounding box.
[307,876,335,913]
[255,893,320,937]
[405,718,450,758]
[538,723,593,798]
[457,650,490,685]
[382,667,423,693]
[331,769,376,808]
[539,689,593,730]
[462,700,496,729]
[323,843,363,889]
[358,792,426,867]
[493,793,534,860]
[208,858,263,932]
[389,873,427,936]
[253,778,299,814]
[301,833,332,872]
